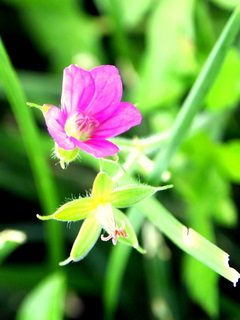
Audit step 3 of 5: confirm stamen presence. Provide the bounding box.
[76,115,99,133]
[116,221,129,238]
[101,234,114,242]
[100,220,129,245]
[65,112,99,141]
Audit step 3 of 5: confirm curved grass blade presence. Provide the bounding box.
[0,38,63,268]
[139,197,239,286]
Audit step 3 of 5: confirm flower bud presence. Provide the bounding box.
[54,144,79,169]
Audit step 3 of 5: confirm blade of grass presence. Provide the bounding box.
[149,5,240,184]
[0,38,63,268]
[138,197,240,286]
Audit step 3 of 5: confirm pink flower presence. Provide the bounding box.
[44,64,142,158]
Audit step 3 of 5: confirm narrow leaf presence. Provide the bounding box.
[138,197,240,286]
[0,38,63,266]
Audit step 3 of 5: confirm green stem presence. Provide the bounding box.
[0,38,64,269]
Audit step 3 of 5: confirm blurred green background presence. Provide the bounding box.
[0,0,240,319]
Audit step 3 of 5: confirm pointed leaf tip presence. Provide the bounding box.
[155,184,173,192]
[36,214,54,220]
[135,244,147,254]
[59,257,73,266]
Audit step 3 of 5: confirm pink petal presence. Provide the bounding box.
[45,106,76,150]
[61,65,95,115]
[93,102,142,138]
[72,138,119,158]
[83,65,123,118]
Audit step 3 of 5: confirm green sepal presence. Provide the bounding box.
[55,144,79,169]
[113,208,146,253]
[103,154,119,162]
[26,102,51,114]
[91,172,114,201]
[59,212,101,265]
[37,198,96,222]
[109,184,173,208]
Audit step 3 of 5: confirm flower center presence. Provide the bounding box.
[96,203,129,245]
[65,112,99,141]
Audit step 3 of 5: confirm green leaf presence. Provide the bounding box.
[205,48,240,111]
[216,139,240,182]
[182,255,219,318]
[109,184,172,208]
[0,38,63,266]
[138,197,240,286]
[210,0,240,10]
[16,272,66,320]
[181,186,220,317]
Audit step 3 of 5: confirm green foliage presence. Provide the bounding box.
[0,230,26,265]
[135,0,197,110]
[0,1,240,320]
[206,48,240,110]
[16,272,66,320]
[216,140,240,182]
